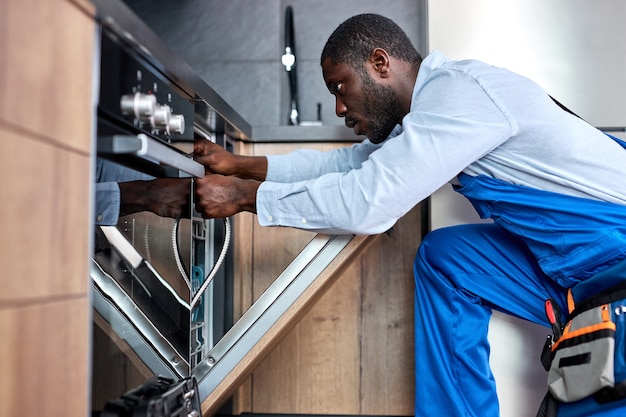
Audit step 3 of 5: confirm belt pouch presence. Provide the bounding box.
[548,303,616,402]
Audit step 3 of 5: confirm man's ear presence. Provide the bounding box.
[370,48,391,78]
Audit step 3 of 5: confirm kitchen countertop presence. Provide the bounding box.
[249,125,362,143]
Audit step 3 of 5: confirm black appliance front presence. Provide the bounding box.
[91,23,232,414]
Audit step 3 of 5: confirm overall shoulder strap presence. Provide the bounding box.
[550,95,626,149]
[550,95,582,120]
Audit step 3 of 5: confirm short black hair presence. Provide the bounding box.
[320,14,422,70]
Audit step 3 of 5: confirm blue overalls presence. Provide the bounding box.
[413,134,626,416]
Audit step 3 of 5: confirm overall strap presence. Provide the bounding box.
[550,95,626,149]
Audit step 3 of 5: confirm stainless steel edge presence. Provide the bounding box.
[201,235,331,363]
[97,134,205,178]
[135,134,205,178]
[90,260,190,377]
[194,233,354,400]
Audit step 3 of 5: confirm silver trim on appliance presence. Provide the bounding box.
[98,134,205,178]
[194,233,354,399]
[91,259,189,377]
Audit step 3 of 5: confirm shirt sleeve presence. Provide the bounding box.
[265,140,381,182]
[257,64,514,235]
[95,182,121,226]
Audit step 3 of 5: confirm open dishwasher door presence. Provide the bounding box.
[194,233,376,415]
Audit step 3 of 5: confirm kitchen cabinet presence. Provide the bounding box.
[229,139,421,415]
[0,0,95,415]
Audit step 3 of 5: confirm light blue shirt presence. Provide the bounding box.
[256,51,626,235]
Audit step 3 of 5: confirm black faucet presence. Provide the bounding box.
[281,5,300,125]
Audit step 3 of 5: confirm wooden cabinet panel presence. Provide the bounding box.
[250,261,362,414]
[0,1,93,415]
[247,211,419,415]
[358,213,419,414]
[233,141,419,415]
[0,297,90,417]
[0,128,91,302]
[0,0,94,153]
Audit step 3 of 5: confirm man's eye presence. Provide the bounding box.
[333,83,343,94]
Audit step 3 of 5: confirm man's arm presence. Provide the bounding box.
[118,178,191,219]
[95,178,191,226]
[194,175,260,218]
[191,139,379,227]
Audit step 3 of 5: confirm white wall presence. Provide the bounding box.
[428,0,626,127]
[428,1,626,415]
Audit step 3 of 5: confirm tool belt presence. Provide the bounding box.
[538,278,626,416]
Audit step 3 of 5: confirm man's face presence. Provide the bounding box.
[322,57,403,144]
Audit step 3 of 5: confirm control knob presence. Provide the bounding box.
[151,104,171,132]
[168,114,185,135]
[120,92,156,120]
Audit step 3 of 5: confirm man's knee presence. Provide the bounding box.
[414,224,496,281]
[415,226,460,271]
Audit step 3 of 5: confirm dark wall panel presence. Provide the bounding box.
[123,0,427,128]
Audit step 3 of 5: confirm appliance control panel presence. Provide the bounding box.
[98,30,194,143]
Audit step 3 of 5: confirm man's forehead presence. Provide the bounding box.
[322,58,353,80]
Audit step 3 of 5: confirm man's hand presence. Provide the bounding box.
[119,178,191,219]
[194,139,240,176]
[194,139,268,180]
[194,174,260,218]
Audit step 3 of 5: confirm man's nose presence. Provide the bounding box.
[335,97,348,118]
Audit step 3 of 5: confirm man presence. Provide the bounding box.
[194,14,626,417]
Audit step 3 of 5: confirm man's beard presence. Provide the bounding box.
[360,73,404,144]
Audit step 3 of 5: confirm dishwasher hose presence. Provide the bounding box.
[172,216,231,309]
